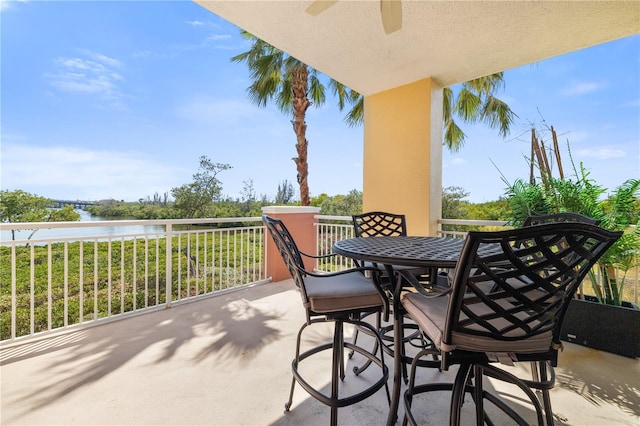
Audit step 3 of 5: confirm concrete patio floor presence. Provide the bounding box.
[2,279,639,425]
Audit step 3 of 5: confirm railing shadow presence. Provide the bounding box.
[266,335,637,425]
[554,343,640,418]
[1,281,288,419]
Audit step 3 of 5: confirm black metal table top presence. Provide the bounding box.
[333,236,465,269]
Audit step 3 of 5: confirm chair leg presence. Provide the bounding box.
[285,322,309,412]
[473,365,485,426]
[450,363,473,426]
[480,363,545,425]
[353,311,381,376]
[531,361,541,400]
[402,343,458,426]
[402,346,430,426]
[338,321,345,381]
[287,316,389,424]
[348,327,359,359]
[284,376,296,412]
[539,362,554,425]
[400,323,410,384]
[331,320,344,426]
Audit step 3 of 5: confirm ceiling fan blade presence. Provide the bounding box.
[380,0,402,34]
[305,0,339,16]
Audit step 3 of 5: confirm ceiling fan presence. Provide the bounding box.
[305,0,402,35]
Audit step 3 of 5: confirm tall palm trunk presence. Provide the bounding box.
[233,33,356,204]
[291,65,311,206]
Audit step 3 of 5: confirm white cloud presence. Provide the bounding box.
[45,52,126,102]
[206,34,231,42]
[621,98,640,108]
[0,0,28,12]
[577,147,626,160]
[132,50,152,59]
[450,157,466,165]
[85,52,124,69]
[185,20,204,27]
[170,26,235,51]
[565,130,589,142]
[1,143,189,201]
[560,81,606,96]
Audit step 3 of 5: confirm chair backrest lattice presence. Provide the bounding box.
[523,212,601,227]
[445,223,621,357]
[353,212,408,238]
[520,213,603,284]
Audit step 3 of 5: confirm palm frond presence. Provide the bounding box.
[466,72,506,96]
[344,96,364,127]
[608,178,640,226]
[453,88,482,122]
[481,96,517,137]
[308,74,326,106]
[330,80,358,110]
[443,118,466,152]
[276,78,294,113]
[442,87,453,123]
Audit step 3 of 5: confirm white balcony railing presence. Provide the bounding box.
[0,217,267,342]
[2,215,637,343]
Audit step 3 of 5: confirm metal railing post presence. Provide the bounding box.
[166,223,172,308]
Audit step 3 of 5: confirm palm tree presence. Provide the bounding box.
[344,72,516,152]
[233,32,515,203]
[442,73,516,152]
[231,31,357,206]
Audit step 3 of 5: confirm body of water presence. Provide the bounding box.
[1,210,166,242]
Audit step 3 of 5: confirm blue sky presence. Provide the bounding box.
[1,1,638,204]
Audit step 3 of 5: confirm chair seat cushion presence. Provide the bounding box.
[402,292,554,354]
[305,273,384,314]
[401,292,449,348]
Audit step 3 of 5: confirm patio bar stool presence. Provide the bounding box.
[520,211,602,415]
[399,222,621,426]
[262,215,390,426]
[350,211,443,382]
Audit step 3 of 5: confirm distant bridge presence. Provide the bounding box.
[48,199,98,209]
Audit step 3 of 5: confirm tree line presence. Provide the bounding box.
[1,184,510,230]
[85,184,510,222]
[81,155,371,220]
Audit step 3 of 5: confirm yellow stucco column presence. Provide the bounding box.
[363,78,443,236]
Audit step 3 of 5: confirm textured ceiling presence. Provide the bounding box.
[196,1,639,95]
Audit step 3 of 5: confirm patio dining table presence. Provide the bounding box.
[333,235,468,426]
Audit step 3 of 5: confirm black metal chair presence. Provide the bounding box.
[352,212,434,286]
[523,212,601,227]
[262,215,390,426]
[521,212,602,411]
[350,212,443,381]
[353,211,410,237]
[400,222,621,426]
[351,211,448,292]
[445,212,603,287]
